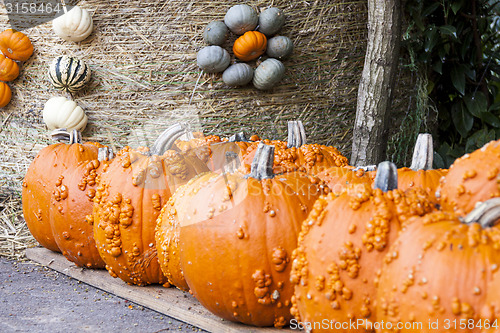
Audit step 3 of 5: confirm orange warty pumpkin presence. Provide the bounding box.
[0,54,19,81]
[0,29,34,61]
[233,30,267,61]
[316,166,375,195]
[290,162,434,331]
[175,132,256,172]
[241,121,349,175]
[157,143,328,327]
[92,124,209,286]
[22,130,102,252]
[49,148,114,268]
[0,81,11,107]
[376,198,500,332]
[438,138,500,216]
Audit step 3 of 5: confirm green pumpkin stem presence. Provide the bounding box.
[410,133,433,171]
[462,197,500,228]
[287,120,306,148]
[373,161,398,192]
[247,143,275,180]
[150,123,188,155]
[228,132,250,142]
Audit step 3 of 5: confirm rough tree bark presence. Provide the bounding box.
[351,0,402,166]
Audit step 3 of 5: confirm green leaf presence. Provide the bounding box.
[451,65,466,95]
[432,60,442,74]
[489,102,500,112]
[422,2,441,17]
[451,2,462,14]
[464,92,488,117]
[424,26,439,53]
[439,25,457,38]
[433,151,445,169]
[463,66,476,80]
[480,112,500,128]
[452,102,474,137]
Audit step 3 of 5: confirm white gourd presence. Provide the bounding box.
[52,6,94,42]
[43,96,88,132]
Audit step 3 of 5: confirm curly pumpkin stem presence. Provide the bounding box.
[462,197,500,228]
[150,123,188,156]
[287,120,306,148]
[246,143,275,180]
[228,132,250,142]
[98,147,114,162]
[410,133,433,171]
[373,161,398,192]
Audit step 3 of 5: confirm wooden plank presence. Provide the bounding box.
[26,247,293,333]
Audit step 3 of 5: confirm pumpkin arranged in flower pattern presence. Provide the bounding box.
[233,30,267,61]
[199,5,292,89]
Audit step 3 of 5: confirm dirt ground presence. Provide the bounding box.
[0,257,206,333]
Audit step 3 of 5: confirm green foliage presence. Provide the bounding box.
[404,0,500,168]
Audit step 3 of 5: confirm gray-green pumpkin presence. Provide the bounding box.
[224,4,258,35]
[197,46,230,73]
[253,58,285,90]
[48,55,91,93]
[203,21,229,46]
[258,7,285,36]
[222,63,254,86]
[266,36,293,59]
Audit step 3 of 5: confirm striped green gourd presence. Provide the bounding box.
[48,55,92,93]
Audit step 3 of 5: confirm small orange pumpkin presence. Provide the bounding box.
[0,82,11,107]
[233,30,267,61]
[0,54,19,81]
[0,29,34,61]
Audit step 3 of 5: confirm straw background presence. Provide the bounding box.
[0,0,415,258]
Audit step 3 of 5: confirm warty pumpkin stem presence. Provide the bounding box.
[228,132,250,142]
[247,142,275,180]
[373,161,398,192]
[462,197,500,228]
[50,128,70,142]
[50,128,82,144]
[223,151,241,174]
[353,165,377,172]
[410,133,433,171]
[150,123,188,156]
[70,129,82,144]
[98,147,114,162]
[287,120,306,148]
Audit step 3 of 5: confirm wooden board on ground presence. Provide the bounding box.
[26,247,294,333]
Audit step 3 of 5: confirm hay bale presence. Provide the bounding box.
[0,0,370,256]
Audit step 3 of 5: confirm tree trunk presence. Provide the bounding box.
[351,0,402,166]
